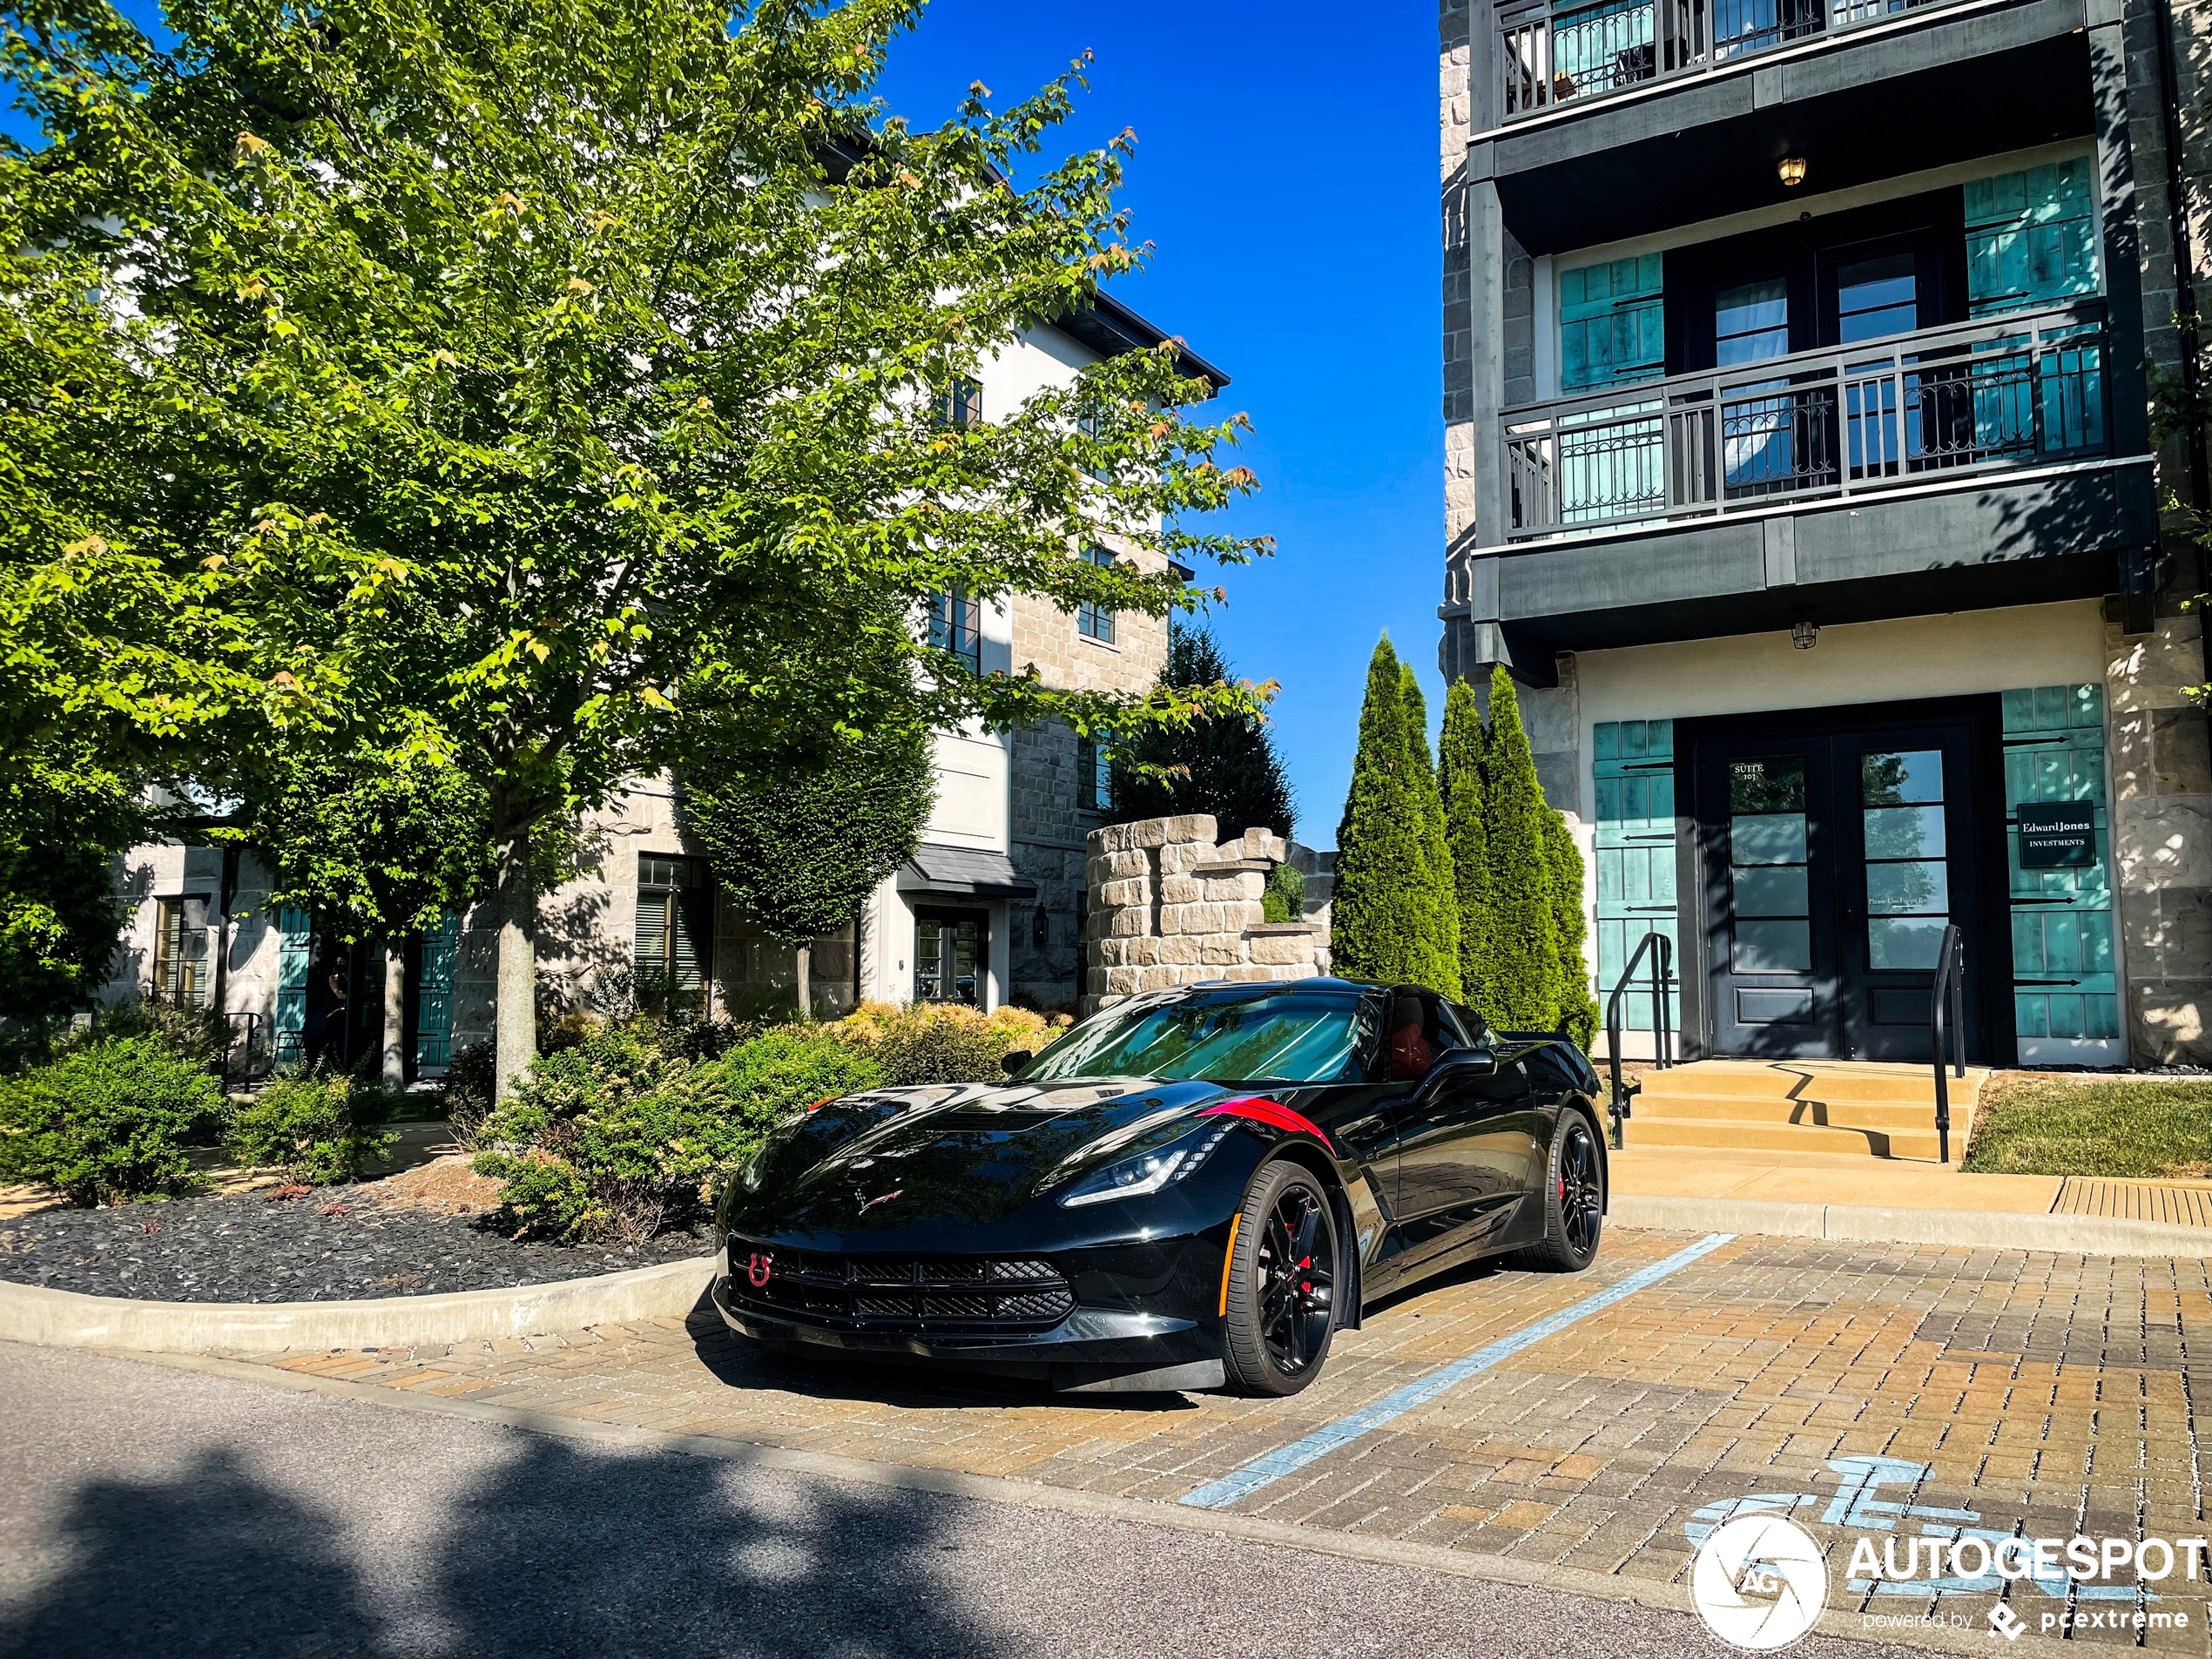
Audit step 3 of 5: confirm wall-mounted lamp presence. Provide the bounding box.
[1791,619,1819,651]
[1778,156,1808,188]
[1032,903,1050,948]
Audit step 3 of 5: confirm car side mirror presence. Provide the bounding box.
[1442,1048,1498,1077]
[1001,1050,1032,1076]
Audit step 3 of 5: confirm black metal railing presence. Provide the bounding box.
[1930,922,1966,1163]
[1500,0,1955,117]
[1502,304,2109,540]
[1603,930,1675,1149]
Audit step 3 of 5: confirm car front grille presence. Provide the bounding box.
[727,1242,1076,1333]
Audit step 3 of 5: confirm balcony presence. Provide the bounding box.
[1501,0,1963,118]
[1503,303,2108,540]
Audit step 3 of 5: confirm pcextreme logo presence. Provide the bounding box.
[1690,1514,1829,1651]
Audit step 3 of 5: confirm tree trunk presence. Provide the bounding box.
[794,941,812,1022]
[494,829,537,1104]
[381,944,407,1085]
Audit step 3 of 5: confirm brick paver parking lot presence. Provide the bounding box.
[242,1228,2212,1649]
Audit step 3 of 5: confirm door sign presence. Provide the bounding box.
[2017,799,2094,868]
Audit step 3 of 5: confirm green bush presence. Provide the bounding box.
[470,1022,864,1245]
[825,1001,1058,1085]
[225,1070,401,1185]
[0,1035,221,1204]
[439,1041,498,1146]
[1260,862,1305,924]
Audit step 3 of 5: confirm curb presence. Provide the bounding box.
[0,1255,716,1352]
[1614,1193,2212,1256]
[96,1344,2079,1659]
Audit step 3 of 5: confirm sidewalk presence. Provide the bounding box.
[1608,1142,2212,1252]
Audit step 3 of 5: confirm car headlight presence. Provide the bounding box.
[1058,1120,1238,1208]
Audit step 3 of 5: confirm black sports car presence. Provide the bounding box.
[712,976,1608,1396]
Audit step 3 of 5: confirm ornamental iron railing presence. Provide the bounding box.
[1500,0,1954,117]
[1501,304,2107,540]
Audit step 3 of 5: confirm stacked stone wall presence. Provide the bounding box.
[1082,814,1327,1013]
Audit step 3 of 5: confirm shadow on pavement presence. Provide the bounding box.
[685,1305,1203,1414]
[2,1406,1003,1658]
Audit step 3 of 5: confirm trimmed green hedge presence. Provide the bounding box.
[0,1035,221,1205]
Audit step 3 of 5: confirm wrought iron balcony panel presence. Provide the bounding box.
[1501,304,2108,541]
[1499,0,1966,118]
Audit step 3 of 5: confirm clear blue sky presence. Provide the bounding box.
[7,1,1446,847]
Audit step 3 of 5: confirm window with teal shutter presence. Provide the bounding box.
[1559,255,1665,392]
[1594,719,1678,1041]
[1964,158,2099,317]
[274,906,312,1063]
[2002,685,2119,1052]
[414,909,459,1069]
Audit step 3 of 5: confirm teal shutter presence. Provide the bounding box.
[414,908,458,1069]
[1559,255,1665,392]
[1965,158,2099,317]
[274,906,313,1063]
[1593,719,1679,1042]
[2003,685,2119,1051]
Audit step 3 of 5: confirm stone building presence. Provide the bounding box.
[1440,0,2212,1065]
[100,294,1228,1076]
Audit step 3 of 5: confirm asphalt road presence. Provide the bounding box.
[0,1340,1911,1659]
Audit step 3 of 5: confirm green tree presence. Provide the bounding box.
[1481,664,1561,1028]
[1109,622,1295,840]
[1331,637,1458,995]
[3,0,1264,1100]
[1544,811,1600,1047]
[683,713,935,1018]
[1439,678,1494,1023]
[1398,664,1460,995]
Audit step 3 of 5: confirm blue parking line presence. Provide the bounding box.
[1178,1231,1737,1510]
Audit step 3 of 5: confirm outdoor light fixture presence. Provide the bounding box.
[1033,903,1050,948]
[1778,156,1808,187]
[1791,619,1819,650]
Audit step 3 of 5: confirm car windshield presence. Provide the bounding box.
[1022,990,1373,1085]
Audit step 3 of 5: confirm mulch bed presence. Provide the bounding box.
[0,1183,712,1303]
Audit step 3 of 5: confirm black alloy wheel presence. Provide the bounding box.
[1516,1111,1604,1273]
[1222,1162,1339,1396]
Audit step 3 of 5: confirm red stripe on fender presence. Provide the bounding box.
[1202,1096,1332,1150]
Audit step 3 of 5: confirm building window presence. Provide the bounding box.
[914,906,987,1006]
[927,586,981,672]
[152,895,211,1006]
[635,854,711,1018]
[1076,733,1112,812]
[932,376,982,430]
[1076,546,1116,644]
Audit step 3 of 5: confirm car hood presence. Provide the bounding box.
[720,1076,1243,1240]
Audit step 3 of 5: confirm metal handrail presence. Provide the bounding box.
[1930,922,1966,1163]
[1603,930,1675,1149]
[1498,0,1965,120]
[1501,302,2111,541]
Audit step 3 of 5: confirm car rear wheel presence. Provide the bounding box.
[1514,1111,1604,1272]
[1221,1162,1339,1397]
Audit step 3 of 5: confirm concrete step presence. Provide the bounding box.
[1629,1091,1964,1133]
[1637,1062,1985,1106]
[1623,1116,1955,1161]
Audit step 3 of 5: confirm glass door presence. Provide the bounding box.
[1838,728,1983,1061]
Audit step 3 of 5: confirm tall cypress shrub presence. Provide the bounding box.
[1399,665,1461,998]
[1440,678,1494,1024]
[1544,812,1601,1046]
[1482,664,1561,1028]
[1332,638,1458,995]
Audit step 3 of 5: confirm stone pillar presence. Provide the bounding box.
[1082,816,1324,1015]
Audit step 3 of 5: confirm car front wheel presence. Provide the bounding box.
[1221,1161,1339,1397]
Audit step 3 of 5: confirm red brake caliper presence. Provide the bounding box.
[1299,1256,1311,1292]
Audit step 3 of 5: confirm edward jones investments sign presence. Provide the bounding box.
[2018,799,2094,868]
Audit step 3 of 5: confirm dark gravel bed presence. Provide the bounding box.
[0,1189,712,1303]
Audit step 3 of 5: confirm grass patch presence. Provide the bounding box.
[1962,1073,2212,1179]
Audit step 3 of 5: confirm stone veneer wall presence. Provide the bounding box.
[1082,814,1325,1015]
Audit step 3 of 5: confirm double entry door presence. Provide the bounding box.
[1698,717,1988,1061]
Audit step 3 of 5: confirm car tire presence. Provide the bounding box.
[1221,1161,1339,1397]
[1514,1109,1604,1273]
